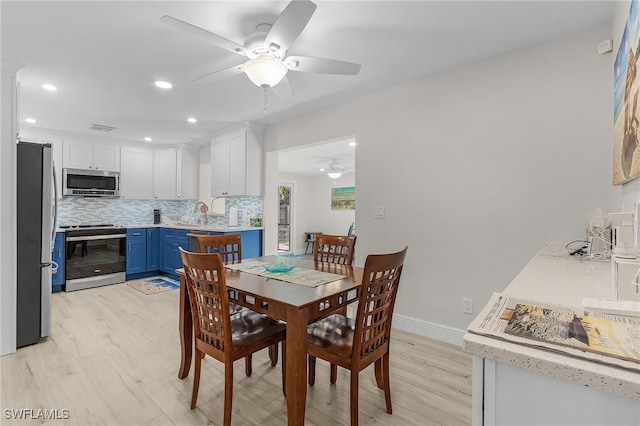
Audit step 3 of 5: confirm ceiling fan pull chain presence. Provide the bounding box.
[263,88,269,115]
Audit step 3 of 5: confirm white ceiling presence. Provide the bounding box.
[2,1,613,173]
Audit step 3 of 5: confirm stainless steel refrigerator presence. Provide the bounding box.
[17,142,58,347]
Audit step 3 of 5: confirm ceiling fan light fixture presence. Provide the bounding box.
[326,160,345,179]
[242,54,288,88]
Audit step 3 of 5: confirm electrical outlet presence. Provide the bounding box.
[463,298,473,314]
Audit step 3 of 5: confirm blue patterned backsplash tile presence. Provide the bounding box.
[57,196,262,227]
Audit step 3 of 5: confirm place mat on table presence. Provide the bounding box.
[225,260,346,288]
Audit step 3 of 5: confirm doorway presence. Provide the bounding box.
[278,182,294,253]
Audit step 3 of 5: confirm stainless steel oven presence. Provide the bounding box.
[62,225,126,291]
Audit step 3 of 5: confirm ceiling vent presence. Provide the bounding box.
[89,123,116,133]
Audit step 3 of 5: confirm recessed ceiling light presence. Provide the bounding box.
[187,117,197,124]
[144,137,152,142]
[349,142,357,147]
[42,84,57,91]
[154,80,172,89]
[25,118,37,124]
[320,168,325,172]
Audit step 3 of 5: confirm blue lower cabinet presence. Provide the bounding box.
[239,230,262,259]
[147,228,160,271]
[51,232,65,292]
[126,228,147,275]
[160,228,188,279]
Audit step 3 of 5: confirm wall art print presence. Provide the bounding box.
[331,186,355,210]
[614,0,640,185]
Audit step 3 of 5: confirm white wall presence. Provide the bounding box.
[279,172,355,255]
[1,61,21,355]
[264,24,616,332]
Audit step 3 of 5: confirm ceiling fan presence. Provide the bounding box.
[326,159,346,178]
[160,0,361,100]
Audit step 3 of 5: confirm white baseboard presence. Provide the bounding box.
[392,313,466,347]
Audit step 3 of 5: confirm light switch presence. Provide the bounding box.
[373,207,385,219]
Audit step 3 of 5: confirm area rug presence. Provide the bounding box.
[127,277,180,295]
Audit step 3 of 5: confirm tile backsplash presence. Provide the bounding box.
[58,197,262,227]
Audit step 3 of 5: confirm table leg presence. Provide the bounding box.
[286,307,309,426]
[178,275,192,379]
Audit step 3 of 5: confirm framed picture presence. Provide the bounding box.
[613,0,640,185]
[331,186,355,210]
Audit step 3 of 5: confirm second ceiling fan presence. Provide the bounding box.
[160,0,362,100]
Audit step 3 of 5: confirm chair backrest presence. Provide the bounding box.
[352,246,408,362]
[195,234,242,264]
[313,234,357,265]
[179,248,231,355]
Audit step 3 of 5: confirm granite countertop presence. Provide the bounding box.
[135,224,263,232]
[463,245,640,399]
[56,224,263,232]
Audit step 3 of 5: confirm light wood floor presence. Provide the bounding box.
[1,280,472,425]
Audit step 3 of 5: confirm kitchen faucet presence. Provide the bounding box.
[194,200,209,224]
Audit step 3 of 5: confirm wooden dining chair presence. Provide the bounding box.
[194,234,280,372]
[313,234,357,265]
[306,246,408,426]
[179,248,286,426]
[195,234,242,264]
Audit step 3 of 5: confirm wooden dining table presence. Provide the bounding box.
[177,255,363,426]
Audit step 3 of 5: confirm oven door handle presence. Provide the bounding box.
[66,234,126,242]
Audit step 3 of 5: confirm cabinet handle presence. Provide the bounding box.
[132,232,142,236]
[128,243,131,251]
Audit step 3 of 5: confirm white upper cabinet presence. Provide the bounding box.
[119,144,199,200]
[153,148,177,200]
[177,144,199,200]
[120,146,153,199]
[63,139,120,171]
[210,123,263,197]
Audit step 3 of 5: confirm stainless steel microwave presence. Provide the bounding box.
[62,168,120,197]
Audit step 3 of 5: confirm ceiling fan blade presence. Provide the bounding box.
[192,64,244,85]
[271,76,293,101]
[160,15,249,56]
[264,0,317,54]
[285,55,361,75]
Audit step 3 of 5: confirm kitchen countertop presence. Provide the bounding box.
[56,224,263,233]
[145,224,263,232]
[463,245,640,399]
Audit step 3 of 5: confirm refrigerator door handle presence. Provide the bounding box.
[52,160,58,246]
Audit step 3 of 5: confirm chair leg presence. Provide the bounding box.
[269,342,278,366]
[281,342,287,397]
[308,355,316,386]
[224,361,233,426]
[374,358,384,390]
[330,363,338,384]
[350,370,359,426]
[191,349,202,409]
[382,352,392,414]
[245,354,252,376]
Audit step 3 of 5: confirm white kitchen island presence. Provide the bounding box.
[463,246,640,426]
